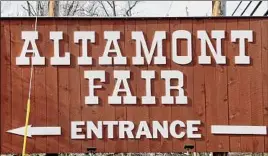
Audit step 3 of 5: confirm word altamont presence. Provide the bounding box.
[16,30,253,66]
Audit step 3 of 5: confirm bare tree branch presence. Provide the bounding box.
[22,1,50,16]
[106,1,113,9]
[66,1,75,16]
[19,1,140,17]
[98,1,110,17]
[82,2,99,16]
[22,1,36,16]
[61,1,87,16]
[97,1,140,17]
[112,1,116,16]
[125,1,140,16]
[1,1,4,14]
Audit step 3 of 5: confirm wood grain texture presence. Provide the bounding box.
[125,19,139,153]
[237,18,253,152]
[113,19,128,153]
[79,19,94,152]
[262,19,268,152]
[10,19,24,154]
[101,19,116,153]
[249,19,264,152]
[170,18,184,152]
[204,19,217,152]
[68,19,82,152]
[89,19,106,152]
[0,18,267,153]
[45,19,59,153]
[135,19,150,153]
[193,19,206,152]
[227,19,241,152]
[214,19,229,152]
[1,19,12,153]
[57,19,70,153]
[34,19,47,153]
[147,19,160,153]
[21,19,36,153]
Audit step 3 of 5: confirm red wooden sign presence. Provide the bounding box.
[1,17,268,154]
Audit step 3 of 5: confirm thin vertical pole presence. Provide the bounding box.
[48,0,55,16]
[213,0,226,16]
[212,0,221,16]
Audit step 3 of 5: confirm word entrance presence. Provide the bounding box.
[71,120,201,139]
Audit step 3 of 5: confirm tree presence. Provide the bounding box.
[20,1,140,17]
[60,1,98,16]
[22,1,48,16]
[1,1,2,14]
[61,1,83,16]
[21,1,97,16]
[97,1,140,17]
[1,1,10,15]
[125,1,140,16]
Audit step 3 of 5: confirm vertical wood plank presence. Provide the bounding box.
[90,19,106,152]
[1,19,12,153]
[214,19,229,152]
[170,19,194,152]
[34,19,47,153]
[204,19,217,152]
[193,19,206,152]
[135,19,150,152]
[101,19,116,153]
[179,19,195,152]
[68,19,82,152]
[45,19,59,153]
[125,19,139,153]
[170,18,184,152]
[262,19,268,152]
[21,19,36,153]
[250,19,264,152]
[147,19,160,153]
[170,19,195,152]
[227,19,241,152]
[160,19,173,153]
[113,19,128,153]
[156,19,172,153]
[203,19,229,152]
[238,18,253,152]
[79,19,94,152]
[58,19,70,152]
[10,19,24,153]
[146,19,172,152]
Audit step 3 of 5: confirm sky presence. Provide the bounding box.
[133,1,212,17]
[0,1,267,17]
[2,1,212,17]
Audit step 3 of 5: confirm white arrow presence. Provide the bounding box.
[211,125,267,135]
[7,125,61,137]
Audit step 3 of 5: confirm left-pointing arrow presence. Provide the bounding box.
[7,125,61,137]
